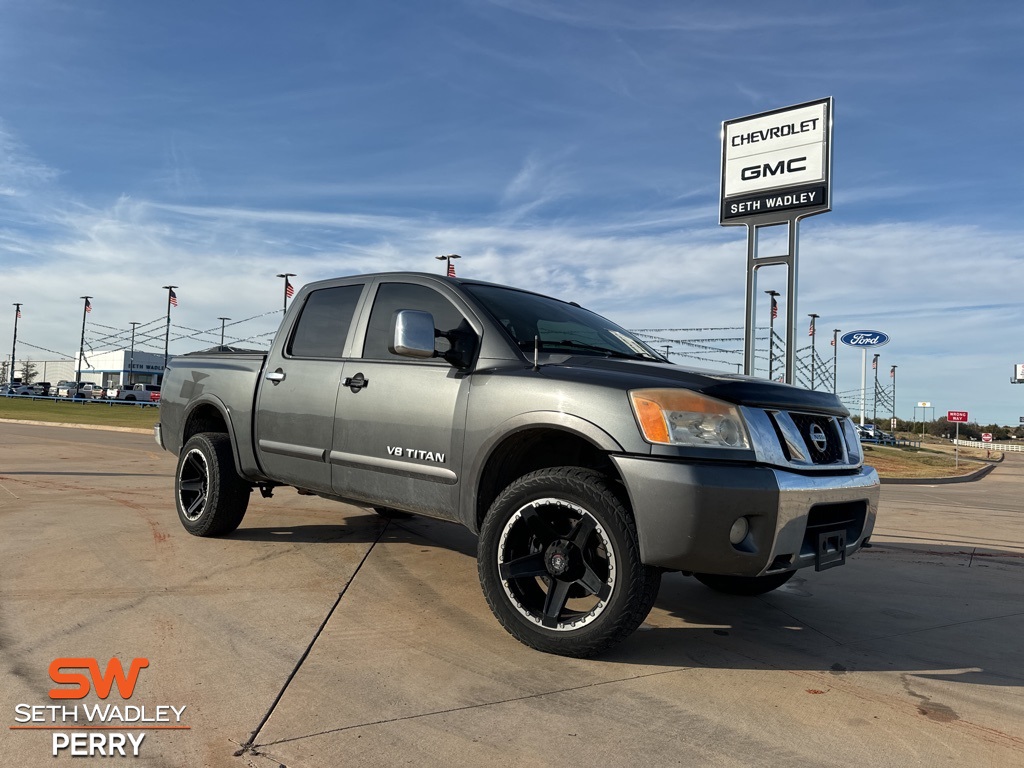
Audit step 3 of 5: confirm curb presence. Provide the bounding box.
[880,462,997,485]
[0,418,153,435]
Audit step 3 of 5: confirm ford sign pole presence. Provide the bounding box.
[840,331,890,427]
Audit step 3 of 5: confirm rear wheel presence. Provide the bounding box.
[693,571,795,596]
[478,467,660,657]
[175,433,250,536]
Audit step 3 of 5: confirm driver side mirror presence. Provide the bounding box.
[390,310,437,359]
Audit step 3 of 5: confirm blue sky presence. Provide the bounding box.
[1,1,1022,425]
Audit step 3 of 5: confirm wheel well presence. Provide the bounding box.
[475,428,622,530]
[183,404,229,443]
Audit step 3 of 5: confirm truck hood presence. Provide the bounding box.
[547,356,850,417]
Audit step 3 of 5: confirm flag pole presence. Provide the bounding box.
[764,290,780,380]
[832,329,841,393]
[807,313,819,389]
[162,285,178,371]
[277,273,296,313]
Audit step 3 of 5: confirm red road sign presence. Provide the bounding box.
[947,411,968,423]
[982,433,993,443]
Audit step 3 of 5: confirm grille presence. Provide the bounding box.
[788,413,845,464]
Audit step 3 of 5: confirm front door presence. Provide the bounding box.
[330,281,475,519]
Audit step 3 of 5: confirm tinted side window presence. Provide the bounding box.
[287,285,363,358]
[363,283,468,360]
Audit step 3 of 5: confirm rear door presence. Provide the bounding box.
[254,282,366,493]
[330,279,478,518]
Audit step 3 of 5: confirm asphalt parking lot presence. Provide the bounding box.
[1,421,1022,767]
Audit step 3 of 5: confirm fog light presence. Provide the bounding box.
[729,517,749,545]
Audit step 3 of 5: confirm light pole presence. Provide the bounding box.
[76,296,92,386]
[162,285,178,371]
[436,254,461,277]
[807,313,819,389]
[11,303,21,384]
[276,273,296,313]
[128,321,140,386]
[218,317,230,348]
[764,290,780,380]
[872,353,880,423]
[832,328,840,393]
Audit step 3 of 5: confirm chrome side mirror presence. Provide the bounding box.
[390,310,436,359]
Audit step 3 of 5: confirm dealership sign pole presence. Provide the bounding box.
[721,98,832,383]
[840,330,890,426]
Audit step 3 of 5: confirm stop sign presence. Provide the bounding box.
[982,433,993,443]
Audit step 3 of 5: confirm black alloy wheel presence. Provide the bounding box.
[175,432,250,537]
[478,467,660,657]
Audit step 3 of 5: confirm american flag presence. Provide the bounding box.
[872,357,878,370]
[16,307,21,319]
[808,318,815,337]
[447,262,456,278]
[85,298,92,313]
[830,336,836,347]
[770,297,777,319]
[891,367,895,378]
[285,279,295,298]
[169,289,178,307]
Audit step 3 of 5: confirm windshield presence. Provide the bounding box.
[464,284,664,361]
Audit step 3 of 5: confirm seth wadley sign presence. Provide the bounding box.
[721,99,831,223]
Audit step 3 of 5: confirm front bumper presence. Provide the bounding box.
[613,455,879,577]
[153,423,164,450]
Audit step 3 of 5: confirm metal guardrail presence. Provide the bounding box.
[953,439,1023,452]
[2,393,158,408]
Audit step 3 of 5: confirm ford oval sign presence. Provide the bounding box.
[840,330,890,347]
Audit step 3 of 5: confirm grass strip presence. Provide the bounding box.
[0,396,160,430]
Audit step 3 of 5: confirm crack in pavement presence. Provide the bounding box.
[252,665,694,750]
[235,520,392,758]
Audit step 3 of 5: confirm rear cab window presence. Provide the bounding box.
[287,284,364,359]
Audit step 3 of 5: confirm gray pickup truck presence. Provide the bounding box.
[156,272,879,657]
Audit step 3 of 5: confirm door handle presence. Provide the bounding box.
[343,372,368,393]
[265,369,286,384]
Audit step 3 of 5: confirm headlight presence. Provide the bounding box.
[629,389,750,449]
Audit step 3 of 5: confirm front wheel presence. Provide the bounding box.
[175,433,250,536]
[478,467,661,658]
[693,570,795,596]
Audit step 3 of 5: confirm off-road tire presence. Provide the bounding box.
[478,467,661,658]
[175,432,250,537]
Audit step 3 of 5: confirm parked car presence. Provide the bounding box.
[107,383,161,402]
[1,384,33,395]
[32,381,52,396]
[856,425,877,442]
[57,381,102,398]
